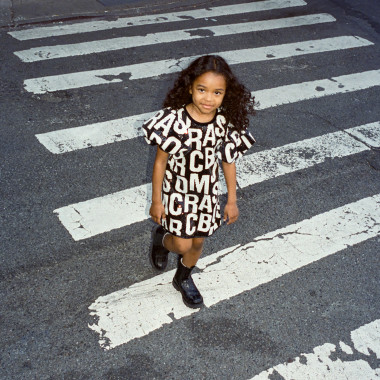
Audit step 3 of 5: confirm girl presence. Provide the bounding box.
[142,55,255,308]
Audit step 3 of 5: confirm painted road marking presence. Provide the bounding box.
[255,69,380,110]
[36,112,153,154]
[14,14,335,62]
[88,194,380,349]
[25,35,372,94]
[8,0,307,40]
[251,319,380,379]
[36,69,380,154]
[235,122,380,187]
[8,0,306,41]
[54,122,380,240]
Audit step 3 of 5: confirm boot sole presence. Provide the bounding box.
[172,280,203,309]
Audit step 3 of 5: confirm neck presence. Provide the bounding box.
[186,104,216,123]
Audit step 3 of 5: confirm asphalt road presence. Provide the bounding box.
[1,0,379,378]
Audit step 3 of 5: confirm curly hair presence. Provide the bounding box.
[163,55,255,131]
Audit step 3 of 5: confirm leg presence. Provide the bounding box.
[182,237,204,267]
[163,234,193,256]
[163,236,204,266]
[164,235,205,308]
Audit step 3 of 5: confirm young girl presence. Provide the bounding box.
[142,55,255,308]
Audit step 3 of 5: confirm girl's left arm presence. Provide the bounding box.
[221,161,239,225]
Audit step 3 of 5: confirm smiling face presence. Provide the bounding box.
[187,71,227,123]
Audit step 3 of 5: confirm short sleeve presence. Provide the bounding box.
[218,126,256,163]
[142,108,190,155]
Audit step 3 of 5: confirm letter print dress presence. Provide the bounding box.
[143,107,255,238]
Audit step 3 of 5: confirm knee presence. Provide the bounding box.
[172,239,192,255]
[192,238,204,252]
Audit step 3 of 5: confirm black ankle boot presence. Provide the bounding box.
[172,260,203,308]
[149,225,169,271]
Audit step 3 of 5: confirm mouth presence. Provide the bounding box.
[201,104,213,110]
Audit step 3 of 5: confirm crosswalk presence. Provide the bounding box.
[8,0,380,376]
[35,69,379,153]
[251,319,380,379]
[54,122,380,241]
[89,194,380,349]
[25,35,372,94]
[15,14,337,62]
[8,0,308,40]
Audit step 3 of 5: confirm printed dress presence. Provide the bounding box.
[143,106,255,238]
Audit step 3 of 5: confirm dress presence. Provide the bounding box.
[142,106,255,238]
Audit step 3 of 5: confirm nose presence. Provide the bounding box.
[204,91,212,102]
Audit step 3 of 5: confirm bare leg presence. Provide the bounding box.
[163,235,205,267]
[166,235,205,308]
[183,237,204,267]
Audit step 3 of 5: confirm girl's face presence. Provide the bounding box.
[188,71,226,121]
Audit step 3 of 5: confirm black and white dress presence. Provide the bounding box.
[143,106,255,238]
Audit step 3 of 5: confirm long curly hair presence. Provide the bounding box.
[163,55,255,131]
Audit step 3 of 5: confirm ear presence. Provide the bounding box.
[189,86,192,95]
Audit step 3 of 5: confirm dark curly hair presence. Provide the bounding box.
[163,55,255,132]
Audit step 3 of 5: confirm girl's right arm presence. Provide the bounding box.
[150,146,169,224]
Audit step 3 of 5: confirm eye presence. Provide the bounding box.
[198,88,205,93]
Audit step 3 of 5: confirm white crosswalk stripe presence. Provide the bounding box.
[250,320,380,380]
[8,0,307,40]
[54,122,380,241]
[36,112,153,153]
[255,69,380,109]
[36,68,379,154]
[14,14,335,62]
[25,35,372,94]
[88,194,380,349]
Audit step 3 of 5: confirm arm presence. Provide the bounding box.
[221,161,239,225]
[150,146,169,224]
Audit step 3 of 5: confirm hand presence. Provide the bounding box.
[223,202,239,225]
[149,201,166,225]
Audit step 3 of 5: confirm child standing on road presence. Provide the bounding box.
[142,55,255,308]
